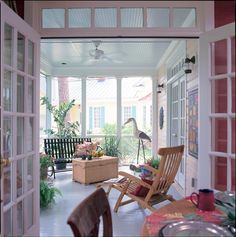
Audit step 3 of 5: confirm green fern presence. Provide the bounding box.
[40,180,62,208]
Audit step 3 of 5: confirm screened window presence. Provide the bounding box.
[123,106,132,122]
[147,8,169,28]
[95,8,117,28]
[42,9,65,28]
[143,106,146,128]
[121,8,143,28]
[92,107,104,128]
[173,8,196,27]
[68,8,91,28]
[86,78,116,135]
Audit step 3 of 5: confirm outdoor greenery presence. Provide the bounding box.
[103,136,121,157]
[40,180,62,209]
[40,153,54,169]
[145,157,160,169]
[41,96,79,138]
[101,123,152,163]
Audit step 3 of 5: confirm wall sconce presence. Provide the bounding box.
[157,83,164,93]
[183,56,195,74]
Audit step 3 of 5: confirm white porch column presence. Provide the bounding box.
[81,77,87,137]
[116,76,122,140]
[46,75,52,131]
[152,76,158,159]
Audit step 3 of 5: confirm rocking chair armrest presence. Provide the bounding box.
[118,171,152,189]
[142,165,159,175]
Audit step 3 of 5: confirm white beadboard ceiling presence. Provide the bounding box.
[41,38,175,77]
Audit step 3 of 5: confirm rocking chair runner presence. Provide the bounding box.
[107,145,184,212]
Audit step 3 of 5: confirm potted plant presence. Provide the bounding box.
[40,180,62,208]
[40,153,54,180]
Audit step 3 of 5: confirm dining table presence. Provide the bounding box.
[141,197,228,237]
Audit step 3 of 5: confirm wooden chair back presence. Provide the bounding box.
[152,145,184,194]
[67,188,112,237]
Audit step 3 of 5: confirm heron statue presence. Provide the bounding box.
[123,117,151,164]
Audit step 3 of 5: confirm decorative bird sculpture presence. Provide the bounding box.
[123,117,151,164]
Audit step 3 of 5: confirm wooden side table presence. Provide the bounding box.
[72,156,118,184]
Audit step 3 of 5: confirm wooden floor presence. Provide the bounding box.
[40,167,183,237]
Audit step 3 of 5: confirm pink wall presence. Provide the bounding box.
[215,1,235,27]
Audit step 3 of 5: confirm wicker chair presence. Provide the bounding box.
[107,145,184,212]
[67,188,113,237]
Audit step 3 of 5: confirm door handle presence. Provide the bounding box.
[172,133,177,137]
[0,157,11,168]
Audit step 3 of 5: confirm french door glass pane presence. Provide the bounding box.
[25,193,34,229]
[4,209,12,236]
[17,201,24,236]
[211,79,227,113]
[232,118,236,154]
[28,79,34,113]
[147,8,169,28]
[17,159,23,197]
[181,100,185,116]
[4,23,13,66]
[26,118,34,152]
[232,37,235,73]
[211,118,227,153]
[211,39,227,76]
[17,117,24,155]
[17,32,25,71]
[28,40,34,75]
[232,159,235,191]
[173,8,196,27]
[3,116,12,159]
[213,157,227,191]
[17,75,24,112]
[27,156,33,191]
[232,77,235,113]
[3,70,12,111]
[3,166,12,205]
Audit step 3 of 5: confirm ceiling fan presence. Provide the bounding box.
[87,40,123,64]
[89,40,105,60]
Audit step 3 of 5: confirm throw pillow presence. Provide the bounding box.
[131,178,153,197]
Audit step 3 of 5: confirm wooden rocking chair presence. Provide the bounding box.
[107,145,184,212]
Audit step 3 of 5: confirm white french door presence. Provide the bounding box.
[169,75,186,188]
[1,2,40,236]
[198,22,235,191]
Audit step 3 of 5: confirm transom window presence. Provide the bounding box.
[42,7,196,29]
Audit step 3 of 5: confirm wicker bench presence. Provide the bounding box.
[44,137,92,177]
